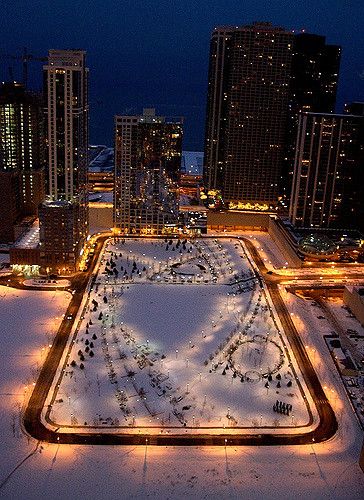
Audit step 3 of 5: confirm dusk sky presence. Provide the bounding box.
[1,0,363,149]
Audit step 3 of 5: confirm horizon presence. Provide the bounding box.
[0,0,363,150]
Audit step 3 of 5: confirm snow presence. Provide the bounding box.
[47,238,312,432]
[245,231,289,269]
[0,234,364,499]
[0,253,9,263]
[23,279,71,288]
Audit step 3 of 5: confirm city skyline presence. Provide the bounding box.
[1,4,364,499]
[0,0,363,149]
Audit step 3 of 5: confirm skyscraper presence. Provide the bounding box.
[281,33,341,204]
[290,33,341,116]
[114,108,182,235]
[0,82,45,242]
[289,107,364,232]
[204,22,293,206]
[39,50,89,273]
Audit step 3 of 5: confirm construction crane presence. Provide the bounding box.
[0,47,47,87]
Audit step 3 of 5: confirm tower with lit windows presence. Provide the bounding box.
[114,108,182,235]
[0,81,45,243]
[39,50,89,273]
[289,106,364,232]
[204,22,293,206]
[280,33,341,205]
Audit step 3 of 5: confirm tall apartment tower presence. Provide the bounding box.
[114,108,182,235]
[281,33,341,204]
[204,22,293,205]
[289,108,364,232]
[0,82,45,243]
[39,50,89,273]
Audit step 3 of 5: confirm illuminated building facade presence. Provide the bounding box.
[281,33,341,205]
[39,200,84,273]
[0,82,45,243]
[289,107,364,232]
[114,108,182,235]
[39,50,89,272]
[204,22,293,205]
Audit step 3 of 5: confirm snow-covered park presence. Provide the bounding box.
[1,237,364,499]
[48,238,313,433]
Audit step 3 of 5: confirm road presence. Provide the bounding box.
[20,234,339,446]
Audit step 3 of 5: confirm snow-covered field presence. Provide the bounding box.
[47,238,312,433]
[0,235,364,499]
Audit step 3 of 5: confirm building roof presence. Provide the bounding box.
[13,221,39,249]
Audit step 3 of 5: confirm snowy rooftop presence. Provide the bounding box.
[42,199,72,208]
[89,146,114,173]
[13,221,39,249]
[181,151,204,175]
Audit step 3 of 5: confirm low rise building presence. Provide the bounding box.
[343,287,364,327]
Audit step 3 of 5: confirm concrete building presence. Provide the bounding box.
[343,287,364,327]
[289,108,364,232]
[204,22,293,205]
[114,108,182,235]
[40,50,89,273]
[280,33,341,205]
[39,200,84,273]
[0,170,22,242]
[0,82,45,243]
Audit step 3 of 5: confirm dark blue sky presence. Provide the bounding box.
[1,0,363,149]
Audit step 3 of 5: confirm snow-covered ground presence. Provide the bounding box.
[1,264,364,498]
[0,233,364,498]
[244,231,289,269]
[46,238,312,433]
[309,295,364,427]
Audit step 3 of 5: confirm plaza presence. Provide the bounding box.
[47,237,313,434]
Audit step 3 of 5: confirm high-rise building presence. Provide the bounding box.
[114,108,182,235]
[290,33,341,116]
[281,33,341,204]
[289,107,364,232]
[204,22,293,205]
[39,50,89,273]
[0,82,45,242]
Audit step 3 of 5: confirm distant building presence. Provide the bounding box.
[289,107,364,232]
[114,108,182,235]
[10,219,40,271]
[280,33,341,205]
[88,146,114,192]
[0,170,22,242]
[39,50,89,273]
[0,82,45,243]
[179,151,204,206]
[181,151,204,176]
[204,22,293,205]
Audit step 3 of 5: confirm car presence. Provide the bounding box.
[67,314,73,320]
